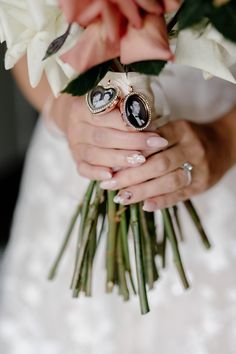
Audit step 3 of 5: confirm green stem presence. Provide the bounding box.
[71,186,104,292]
[184,200,211,249]
[48,203,82,280]
[117,229,129,301]
[162,208,190,290]
[120,207,137,294]
[139,204,156,289]
[85,215,98,297]
[173,205,184,242]
[106,191,118,292]
[131,204,150,315]
[71,181,96,288]
[162,227,167,269]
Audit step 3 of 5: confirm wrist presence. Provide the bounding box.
[44,93,77,135]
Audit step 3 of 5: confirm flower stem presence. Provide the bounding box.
[106,191,118,292]
[162,208,190,290]
[117,229,130,301]
[120,207,136,294]
[162,227,168,269]
[85,216,98,296]
[71,181,96,288]
[173,205,184,242]
[139,205,157,289]
[184,200,211,249]
[71,186,104,293]
[131,204,150,315]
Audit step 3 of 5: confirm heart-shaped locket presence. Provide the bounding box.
[86,85,121,115]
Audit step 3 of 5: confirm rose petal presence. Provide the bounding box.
[163,0,181,12]
[113,0,143,28]
[61,20,120,73]
[102,2,123,42]
[120,14,173,64]
[76,1,102,27]
[59,0,91,23]
[135,0,163,15]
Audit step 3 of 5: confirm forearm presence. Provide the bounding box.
[12,55,51,112]
[11,55,76,132]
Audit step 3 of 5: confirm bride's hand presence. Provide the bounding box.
[99,117,235,211]
[52,95,168,181]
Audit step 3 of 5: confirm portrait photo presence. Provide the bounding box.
[88,86,116,111]
[124,93,150,130]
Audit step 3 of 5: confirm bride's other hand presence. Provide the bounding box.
[100,111,236,210]
[50,95,168,181]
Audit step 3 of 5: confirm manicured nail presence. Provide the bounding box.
[143,201,157,212]
[100,171,113,180]
[100,179,117,189]
[126,153,146,165]
[146,136,168,148]
[113,191,133,204]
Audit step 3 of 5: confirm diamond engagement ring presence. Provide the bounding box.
[182,162,193,186]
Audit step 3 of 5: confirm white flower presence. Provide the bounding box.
[175,24,236,84]
[0,0,81,96]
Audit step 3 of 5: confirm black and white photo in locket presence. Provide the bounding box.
[125,94,149,129]
[90,87,115,109]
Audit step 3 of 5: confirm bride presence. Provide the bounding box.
[0,55,236,354]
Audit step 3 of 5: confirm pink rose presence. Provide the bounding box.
[59,0,180,73]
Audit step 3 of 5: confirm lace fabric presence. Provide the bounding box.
[0,64,236,354]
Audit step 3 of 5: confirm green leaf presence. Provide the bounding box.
[128,60,167,76]
[62,60,112,96]
[209,2,236,43]
[178,0,212,30]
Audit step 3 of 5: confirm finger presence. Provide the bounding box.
[143,188,192,211]
[77,161,113,181]
[110,168,187,205]
[71,121,168,151]
[156,120,184,144]
[99,144,186,191]
[74,144,146,168]
[141,121,184,158]
[72,99,133,131]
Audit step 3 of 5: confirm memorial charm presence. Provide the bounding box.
[121,91,152,130]
[86,85,121,115]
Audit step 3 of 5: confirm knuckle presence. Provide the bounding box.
[195,140,206,161]
[178,119,191,132]
[93,127,106,146]
[69,122,83,145]
[169,171,182,190]
[82,145,93,163]
[156,155,170,174]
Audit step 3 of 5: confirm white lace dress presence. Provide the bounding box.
[1,65,236,354]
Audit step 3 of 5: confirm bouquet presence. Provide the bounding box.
[1,0,236,314]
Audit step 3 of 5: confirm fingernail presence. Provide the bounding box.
[147,136,168,148]
[143,201,157,212]
[100,171,113,180]
[126,153,146,165]
[100,179,117,189]
[113,191,133,204]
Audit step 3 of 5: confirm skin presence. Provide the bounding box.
[12,56,236,211]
